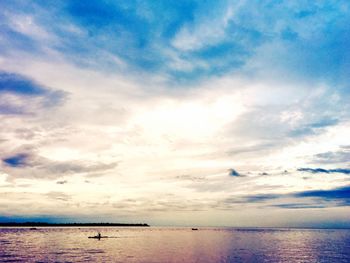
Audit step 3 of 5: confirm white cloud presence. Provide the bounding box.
[171,3,236,51]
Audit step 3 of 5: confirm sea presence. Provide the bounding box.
[0,227,349,262]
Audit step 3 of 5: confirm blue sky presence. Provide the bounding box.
[1,0,349,83]
[0,0,349,227]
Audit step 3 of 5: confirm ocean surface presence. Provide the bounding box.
[0,227,350,262]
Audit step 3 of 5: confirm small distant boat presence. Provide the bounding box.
[29,227,37,230]
[192,228,198,231]
[88,232,108,239]
[88,236,108,239]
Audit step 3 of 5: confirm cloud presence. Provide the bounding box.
[0,71,47,95]
[2,153,29,168]
[297,168,350,175]
[310,118,339,128]
[225,194,280,204]
[1,150,118,180]
[0,71,67,115]
[289,118,340,137]
[45,191,72,202]
[312,146,350,164]
[294,186,350,206]
[174,174,206,182]
[224,185,350,209]
[228,168,240,177]
[272,203,327,209]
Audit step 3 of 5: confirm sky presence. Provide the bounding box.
[0,0,349,227]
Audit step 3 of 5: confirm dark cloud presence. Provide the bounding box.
[0,72,47,96]
[2,153,29,167]
[294,186,350,205]
[1,150,118,179]
[43,161,118,174]
[329,169,350,174]
[245,194,280,203]
[0,71,67,115]
[0,104,28,115]
[312,146,350,164]
[259,172,269,175]
[297,168,350,175]
[56,180,68,185]
[298,168,330,173]
[222,185,350,209]
[271,203,327,209]
[228,168,240,177]
[224,194,280,205]
[289,118,339,137]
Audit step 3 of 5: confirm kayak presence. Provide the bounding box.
[88,236,108,239]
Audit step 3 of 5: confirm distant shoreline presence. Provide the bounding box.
[0,222,150,227]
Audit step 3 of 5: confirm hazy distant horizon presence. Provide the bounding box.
[1,217,350,229]
[0,1,349,228]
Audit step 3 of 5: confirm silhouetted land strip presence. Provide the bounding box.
[0,222,149,227]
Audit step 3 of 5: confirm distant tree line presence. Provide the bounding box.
[0,222,149,227]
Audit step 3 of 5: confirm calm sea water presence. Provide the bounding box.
[0,227,349,262]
